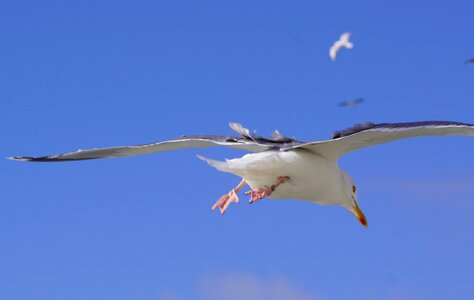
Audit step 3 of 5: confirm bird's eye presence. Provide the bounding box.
[352,185,357,193]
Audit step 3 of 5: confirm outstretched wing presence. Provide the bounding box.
[287,121,474,160]
[8,136,272,162]
[340,32,351,41]
[329,44,338,61]
[338,100,349,107]
[8,123,303,162]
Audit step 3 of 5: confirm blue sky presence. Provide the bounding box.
[2,1,474,299]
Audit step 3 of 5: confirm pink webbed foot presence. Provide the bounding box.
[245,176,290,204]
[211,190,239,214]
[211,179,247,215]
[245,187,273,203]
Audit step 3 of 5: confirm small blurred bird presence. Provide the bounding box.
[465,58,474,64]
[338,97,364,108]
[329,32,353,61]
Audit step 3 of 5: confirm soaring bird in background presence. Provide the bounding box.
[329,32,353,61]
[338,97,364,108]
[9,121,474,227]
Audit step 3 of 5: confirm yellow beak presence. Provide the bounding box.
[353,202,368,228]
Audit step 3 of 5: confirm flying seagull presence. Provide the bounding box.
[329,32,353,61]
[8,121,474,227]
[339,97,364,108]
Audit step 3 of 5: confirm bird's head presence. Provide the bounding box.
[341,172,367,228]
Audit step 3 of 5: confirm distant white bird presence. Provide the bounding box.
[9,121,474,227]
[329,32,353,61]
[339,97,364,108]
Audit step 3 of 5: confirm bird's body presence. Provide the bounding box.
[201,150,345,205]
[9,120,474,227]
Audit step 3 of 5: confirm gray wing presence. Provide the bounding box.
[287,121,474,159]
[338,98,364,107]
[8,123,302,162]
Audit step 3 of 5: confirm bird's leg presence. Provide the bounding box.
[245,176,290,204]
[211,179,247,215]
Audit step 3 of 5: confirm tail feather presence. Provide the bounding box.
[197,155,231,172]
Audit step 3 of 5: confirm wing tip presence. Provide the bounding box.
[7,156,33,162]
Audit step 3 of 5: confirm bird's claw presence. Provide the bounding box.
[211,177,289,213]
[211,189,240,214]
[245,187,273,203]
[245,176,290,204]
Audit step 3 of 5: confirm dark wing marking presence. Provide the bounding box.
[333,121,472,138]
[9,123,304,162]
[287,120,474,159]
[333,122,375,138]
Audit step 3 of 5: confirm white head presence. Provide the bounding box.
[340,171,368,227]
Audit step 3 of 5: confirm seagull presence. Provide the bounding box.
[8,121,474,227]
[329,32,353,61]
[465,58,474,64]
[339,97,364,108]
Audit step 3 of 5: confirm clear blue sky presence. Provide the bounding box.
[2,1,474,299]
